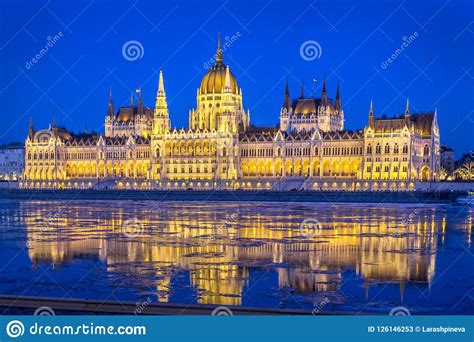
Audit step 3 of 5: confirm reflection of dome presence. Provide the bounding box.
[199,36,239,95]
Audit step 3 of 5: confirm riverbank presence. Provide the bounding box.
[0,189,466,203]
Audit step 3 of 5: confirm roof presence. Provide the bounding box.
[291,97,336,116]
[115,106,153,122]
[411,113,434,135]
[371,112,435,134]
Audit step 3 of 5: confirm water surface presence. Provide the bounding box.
[0,199,472,314]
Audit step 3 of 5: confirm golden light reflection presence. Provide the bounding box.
[21,202,443,305]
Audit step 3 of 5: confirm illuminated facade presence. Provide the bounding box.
[22,37,441,190]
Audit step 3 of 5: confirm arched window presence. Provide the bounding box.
[384,144,390,154]
[394,144,399,153]
[28,152,31,160]
[314,147,319,156]
[375,144,381,154]
[277,148,281,156]
[156,148,160,157]
[403,144,408,154]
[366,144,372,154]
[423,144,430,156]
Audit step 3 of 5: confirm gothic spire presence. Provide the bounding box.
[107,89,114,118]
[158,68,165,96]
[215,33,223,65]
[368,100,375,127]
[321,74,328,106]
[283,77,291,110]
[224,65,232,92]
[405,98,410,118]
[28,117,34,140]
[335,81,341,111]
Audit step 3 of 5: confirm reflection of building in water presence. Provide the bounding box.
[22,203,439,305]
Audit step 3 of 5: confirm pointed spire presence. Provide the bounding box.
[335,81,341,111]
[405,98,410,118]
[283,77,291,110]
[158,68,165,96]
[215,33,223,65]
[321,74,328,106]
[300,81,305,99]
[52,116,57,129]
[107,89,114,117]
[28,117,34,140]
[224,65,231,93]
[368,100,375,127]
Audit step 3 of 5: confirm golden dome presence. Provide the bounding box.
[199,36,239,95]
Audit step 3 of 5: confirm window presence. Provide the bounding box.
[394,144,399,153]
[423,145,430,156]
[384,144,390,154]
[403,144,408,154]
[375,144,381,154]
[367,145,372,154]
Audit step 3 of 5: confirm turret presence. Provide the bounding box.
[51,117,57,134]
[335,81,341,112]
[368,100,375,127]
[107,89,114,118]
[283,78,291,112]
[153,68,170,136]
[321,75,328,107]
[404,98,410,119]
[28,117,34,140]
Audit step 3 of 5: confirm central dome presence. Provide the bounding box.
[199,36,239,95]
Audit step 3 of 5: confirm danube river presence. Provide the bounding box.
[0,199,472,314]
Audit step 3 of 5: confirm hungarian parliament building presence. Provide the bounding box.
[22,38,441,191]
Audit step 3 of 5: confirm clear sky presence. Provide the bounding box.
[0,0,472,155]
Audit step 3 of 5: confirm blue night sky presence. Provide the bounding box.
[0,0,472,155]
